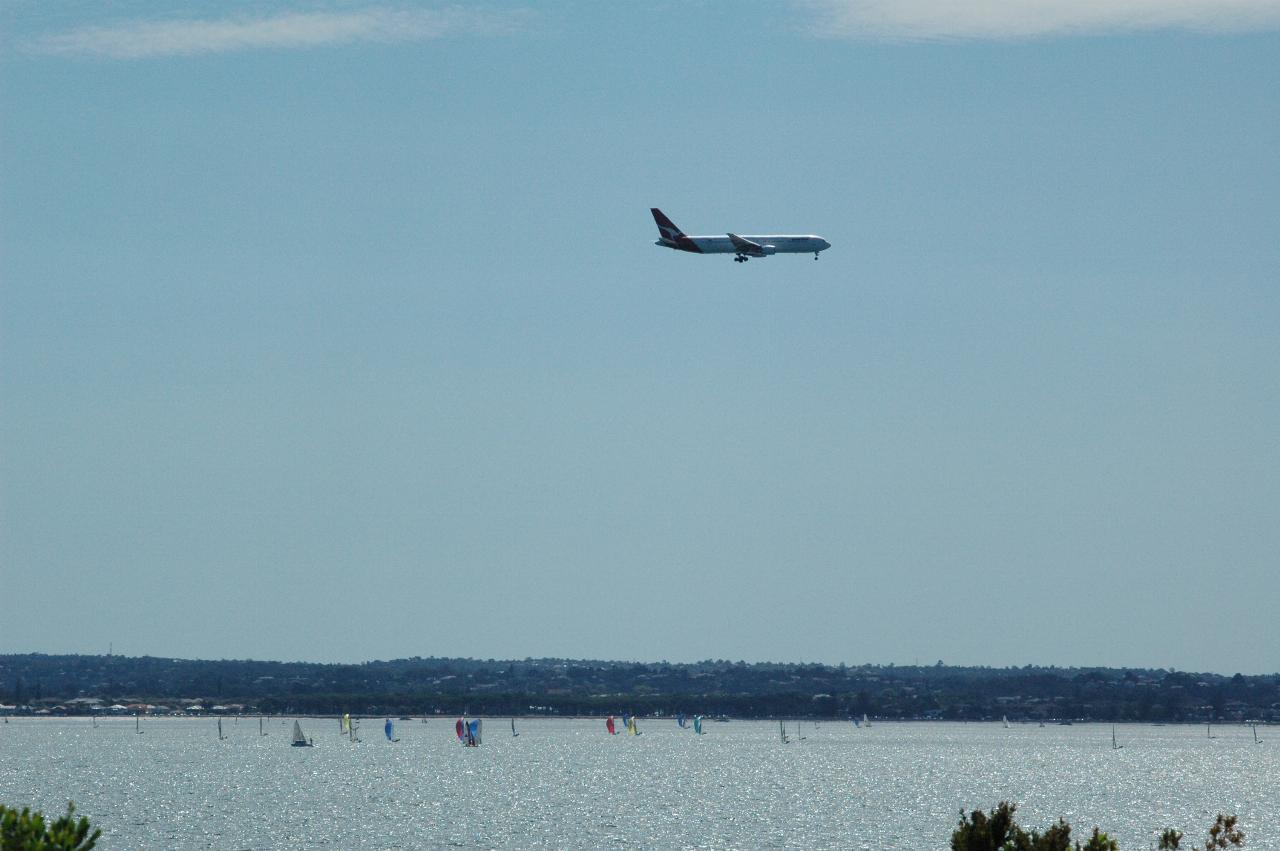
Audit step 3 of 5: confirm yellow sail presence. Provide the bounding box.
[342,713,350,733]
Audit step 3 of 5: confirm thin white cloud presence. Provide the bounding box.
[24,6,530,59]
[798,0,1280,40]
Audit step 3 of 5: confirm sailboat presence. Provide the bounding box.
[1252,723,1262,743]
[91,714,99,729]
[677,713,687,729]
[862,713,871,729]
[384,719,400,742]
[135,714,143,734]
[217,718,227,741]
[1111,725,1123,750]
[341,714,351,736]
[347,716,360,742]
[779,720,790,744]
[1207,722,1216,740]
[456,717,482,746]
[510,718,519,737]
[628,715,640,735]
[606,716,616,735]
[291,720,313,747]
[259,717,267,736]
[1002,715,1010,729]
[693,715,703,735]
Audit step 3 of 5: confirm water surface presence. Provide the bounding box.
[1,718,1274,848]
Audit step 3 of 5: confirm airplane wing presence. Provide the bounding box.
[727,233,765,256]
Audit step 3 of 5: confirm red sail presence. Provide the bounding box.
[606,716,616,735]
[455,718,464,740]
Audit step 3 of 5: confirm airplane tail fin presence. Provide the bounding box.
[651,208,685,242]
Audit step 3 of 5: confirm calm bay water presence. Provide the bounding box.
[1,717,1275,849]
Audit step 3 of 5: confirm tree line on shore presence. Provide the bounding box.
[2,653,1276,723]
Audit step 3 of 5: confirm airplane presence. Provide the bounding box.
[651,208,830,262]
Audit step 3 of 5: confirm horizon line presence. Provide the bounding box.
[3,649,1271,677]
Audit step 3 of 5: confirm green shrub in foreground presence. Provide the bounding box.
[952,803,1244,851]
[0,802,100,851]
[1158,814,1245,849]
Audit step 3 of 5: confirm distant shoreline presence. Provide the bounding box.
[4,652,1276,726]
[4,713,1272,727]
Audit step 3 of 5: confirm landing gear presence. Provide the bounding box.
[734,254,749,263]
[814,252,820,260]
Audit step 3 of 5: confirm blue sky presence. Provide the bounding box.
[3,1,1278,672]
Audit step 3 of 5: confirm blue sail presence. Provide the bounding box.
[677,714,686,728]
[385,719,394,741]
[693,715,702,735]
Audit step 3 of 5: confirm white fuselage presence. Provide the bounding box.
[656,235,830,255]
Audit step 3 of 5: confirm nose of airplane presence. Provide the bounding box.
[820,239,831,251]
